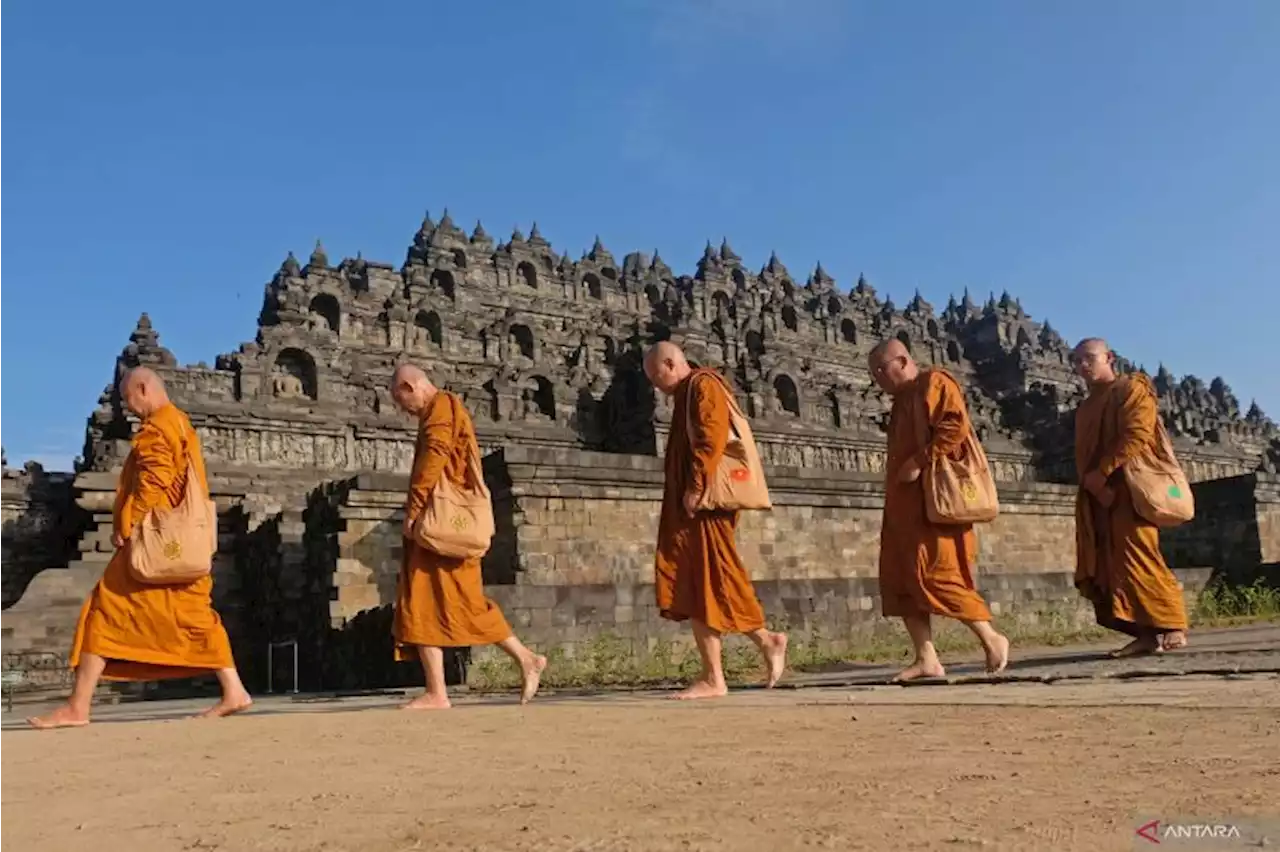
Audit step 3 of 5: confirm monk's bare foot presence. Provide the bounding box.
[1109,636,1158,658]
[402,692,451,711]
[1158,631,1188,652]
[27,704,91,730]
[671,679,728,700]
[194,693,253,719]
[891,658,946,682]
[983,632,1011,674]
[763,631,788,687]
[520,654,547,705]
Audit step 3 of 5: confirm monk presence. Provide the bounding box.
[390,364,546,709]
[1070,338,1189,657]
[28,367,252,729]
[642,341,788,699]
[869,339,1009,681]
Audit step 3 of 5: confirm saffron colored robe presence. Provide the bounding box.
[654,369,767,635]
[394,391,512,658]
[70,403,235,681]
[1074,373,1188,635]
[878,369,993,622]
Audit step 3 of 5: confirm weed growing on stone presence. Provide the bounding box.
[1193,579,1280,624]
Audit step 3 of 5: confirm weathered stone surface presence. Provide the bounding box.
[3,212,1277,689]
[1,462,82,608]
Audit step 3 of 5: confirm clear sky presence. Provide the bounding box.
[3,0,1278,470]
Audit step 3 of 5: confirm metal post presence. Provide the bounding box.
[266,640,299,695]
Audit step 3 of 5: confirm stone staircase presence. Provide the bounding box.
[2,512,114,657]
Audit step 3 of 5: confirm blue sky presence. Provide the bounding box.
[4,0,1278,470]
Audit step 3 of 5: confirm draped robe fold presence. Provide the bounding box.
[1074,374,1188,635]
[654,369,767,634]
[394,391,512,657]
[70,403,235,681]
[878,369,993,622]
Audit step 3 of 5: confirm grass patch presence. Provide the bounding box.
[465,582,1280,693]
[465,604,1113,693]
[1192,579,1280,626]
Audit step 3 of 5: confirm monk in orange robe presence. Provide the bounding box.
[1071,338,1189,657]
[390,364,546,709]
[643,342,788,700]
[869,339,1009,681]
[28,367,251,729]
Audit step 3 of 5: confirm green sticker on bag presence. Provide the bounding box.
[1167,485,1182,499]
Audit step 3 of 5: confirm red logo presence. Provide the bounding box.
[1136,821,1160,844]
[729,467,750,482]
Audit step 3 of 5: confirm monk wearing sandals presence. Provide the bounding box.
[1070,338,1189,657]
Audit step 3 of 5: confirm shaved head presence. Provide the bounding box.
[120,366,170,417]
[390,362,437,415]
[869,338,909,365]
[1070,337,1116,388]
[867,337,917,395]
[643,341,692,395]
[392,363,427,387]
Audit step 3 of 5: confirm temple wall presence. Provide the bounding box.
[1161,473,1280,575]
[4,211,1277,692]
[314,448,1216,683]
[1,470,82,609]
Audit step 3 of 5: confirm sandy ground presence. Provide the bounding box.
[3,674,1278,852]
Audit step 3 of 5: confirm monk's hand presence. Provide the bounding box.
[1082,470,1107,496]
[897,457,923,484]
[682,491,700,518]
[402,513,417,539]
[1096,487,1115,508]
[112,532,125,549]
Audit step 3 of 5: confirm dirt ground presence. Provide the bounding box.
[3,676,1277,852]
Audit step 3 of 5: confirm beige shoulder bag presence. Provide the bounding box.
[686,371,772,512]
[412,393,497,558]
[129,422,219,584]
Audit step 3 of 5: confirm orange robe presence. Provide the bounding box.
[1074,374,1188,635]
[394,391,512,658]
[654,369,767,634]
[70,403,235,681]
[878,369,993,622]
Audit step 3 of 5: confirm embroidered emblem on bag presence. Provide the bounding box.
[163,540,183,560]
[730,467,750,482]
[450,514,469,531]
[961,481,979,503]
[1167,485,1183,499]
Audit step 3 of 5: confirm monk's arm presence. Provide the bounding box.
[1095,380,1157,478]
[916,374,969,466]
[406,397,455,520]
[120,422,179,536]
[688,378,731,495]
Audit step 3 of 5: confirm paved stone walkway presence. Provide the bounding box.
[4,623,1276,729]
[785,621,1280,686]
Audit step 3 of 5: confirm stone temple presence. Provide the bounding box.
[3,211,1278,692]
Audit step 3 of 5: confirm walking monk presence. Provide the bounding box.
[390,364,546,709]
[869,339,1009,681]
[1070,338,1188,657]
[28,367,252,729]
[642,341,788,699]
